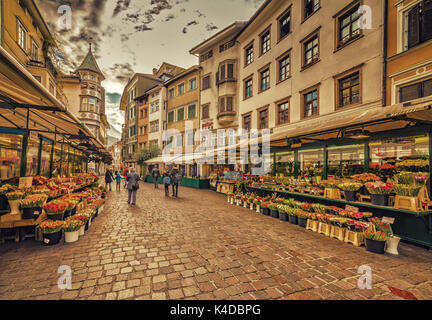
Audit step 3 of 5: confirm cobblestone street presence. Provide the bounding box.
[0,182,432,300]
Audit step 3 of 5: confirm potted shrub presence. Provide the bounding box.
[268,203,279,219]
[296,210,308,228]
[338,182,363,202]
[20,194,47,219]
[63,218,82,243]
[365,182,393,206]
[43,200,68,221]
[6,191,25,215]
[40,220,64,246]
[364,230,388,254]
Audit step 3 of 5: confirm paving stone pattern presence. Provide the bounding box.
[0,182,432,300]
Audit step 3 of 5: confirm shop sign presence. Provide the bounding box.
[19,177,33,188]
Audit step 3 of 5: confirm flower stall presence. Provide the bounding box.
[0,173,106,244]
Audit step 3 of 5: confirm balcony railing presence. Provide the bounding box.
[27,57,57,78]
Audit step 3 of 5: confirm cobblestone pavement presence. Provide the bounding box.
[0,182,432,300]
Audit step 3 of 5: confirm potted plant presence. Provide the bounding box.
[43,200,67,221]
[352,173,381,195]
[20,194,47,220]
[296,210,308,228]
[369,217,400,255]
[71,215,88,236]
[268,203,279,219]
[338,182,363,202]
[253,197,262,213]
[260,201,271,216]
[364,229,388,254]
[6,191,25,215]
[277,205,289,222]
[40,220,64,246]
[63,218,82,243]
[286,208,298,224]
[365,182,393,206]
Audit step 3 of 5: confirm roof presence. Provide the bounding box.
[189,21,247,54]
[234,0,273,41]
[76,45,105,78]
[163,65,200,86]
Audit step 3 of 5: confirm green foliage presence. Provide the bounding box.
[135,147,161,166]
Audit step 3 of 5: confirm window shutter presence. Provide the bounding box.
[220,65,225,80]
[408,4,421,48]
[424,79,432,97]
[226,97,233,111]
[400,83,421,102]
[227,64,234,79]
[216,72,219,85]
[219,97,225,112]
[422,0,432,42]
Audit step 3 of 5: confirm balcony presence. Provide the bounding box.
[27,57,57,78]
[217,111,236,125]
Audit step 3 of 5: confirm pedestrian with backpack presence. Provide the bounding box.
[171,167,182,198]
[162,170,172,197]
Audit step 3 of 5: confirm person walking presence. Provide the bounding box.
[170,167,183,198]
[105,168,114,191]
[115,171,124,192]
[162,170,172,197]
[151,165,161,189]
[122,166,129,188]
[126,168,140,205]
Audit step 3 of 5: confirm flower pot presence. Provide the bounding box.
[47,212,65,221]
[288,215,298,225]
[370,194,389,206]
[270,210,279,219]
[8,200,21,215]
[42,231,62,246]
[365,238,386,254]
[230,198,234,205]
[236,200,240,206]
[79,225,85,236]
[256,205,260,213]
[249,203,254,210]
[261,208,270,216]
[227,196,230,203]
[298,217,307,228]
[243,202,248,208]
[344,191,357,202]
[385,236,400,255]
[22,207,36,220]
[65,230,80,243]
[279,212,289,221]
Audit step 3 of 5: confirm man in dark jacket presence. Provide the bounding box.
[126,168,140,205]
[151,165,161,189]
[105,169,114,191]
[170,167,182,198]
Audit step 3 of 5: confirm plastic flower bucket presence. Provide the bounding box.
[65,230,79,243]
[365,238,386,254]
[42,231,62,246]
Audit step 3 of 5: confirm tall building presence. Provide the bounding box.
[62,44,109,147]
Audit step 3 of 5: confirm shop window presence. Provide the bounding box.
[298,148,324,177]
[0,133,22,181]
[328,144,365,178]
[336,3,361,48]
[40,139,52,177]
[274,151,295,176]
[26,136,39,176]
[399,78,432,103]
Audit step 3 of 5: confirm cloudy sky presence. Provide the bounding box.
[35,0,263,135]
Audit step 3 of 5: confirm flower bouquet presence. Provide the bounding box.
[296,210,309,228]
[43,200,67,221]
[364,229,388,254]
[268,203,280,218]
[346,220,368,233]
[312,203,326,214]
[39,220,64,246]
[365,182,393,206]
[63,218,82,243]
[338,182,363,201]
[20,194,48,219]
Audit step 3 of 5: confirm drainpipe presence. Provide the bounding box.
[382,0,389,107]
[192,54,202,179]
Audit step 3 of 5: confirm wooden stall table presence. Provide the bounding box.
[0,211,47,243]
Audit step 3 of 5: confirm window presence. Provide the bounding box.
[144,108,148,118]
[245,78,253,99]
[337,4,361,48]
[220,65,226,81]
[277,100,290,125]
[304,0,320,20]
[202,104,210,119]
[202,75,211,90]
[406,1,432,50]
[260,68,270,92]
[200,50,213,62]
[189,78,197,90]
[260,30,271,55]
[187,132,195,146]
[178,83,185,95]
[218,63,235,83]
[150,120,159,133]
[177,108,185,121]
[399,78,432,102]
[337,71,360,107]
[279,9,291,40]
[303,32,319,67]
[226,97,233,112]
[17,19,27,51]
[302,88,319,118]
[188,104,196,119]
[168,111,175,123]
[258,108,269,129]
[129,126,136,137]
[177,134,183,147]
[243,114,251,131]
[278,53,290,82]
[49,82,55,95]
[227,64,234,79]
[140,109,144,119]
[80,97,88,111]
[144,126,147,135]
[89,98,96,112]
[129,88,136,103]
[220,40,235,52]
[30,39,38,61]
[219,97,225,113]
[245,44,254,66]
[169,88,175,98]
[140,126,145,135]
[91,75,95,81]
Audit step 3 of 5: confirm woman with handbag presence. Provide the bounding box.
[126,168,140,205]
